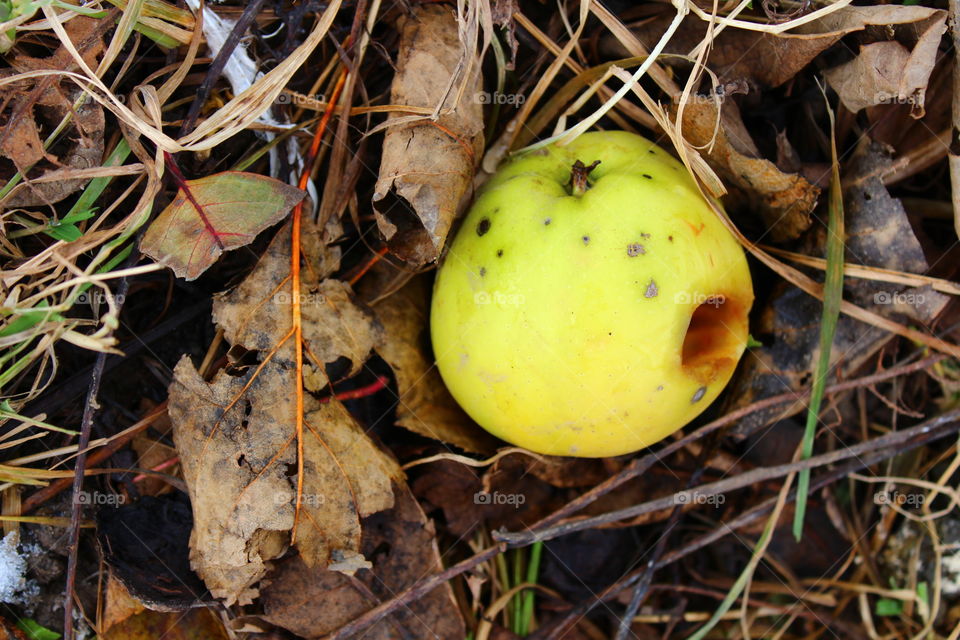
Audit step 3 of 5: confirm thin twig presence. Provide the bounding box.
[179,0,268,138]
[62,271,134,640]
[614,440,716,640]
[529,417,960,640]
[21,404,167,515]
[494,406,960,546]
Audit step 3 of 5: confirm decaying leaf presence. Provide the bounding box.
[676,100,819,242]
[260,485,465,639]
[169,222,400,605]
[616,4,947,91]
[141,172,305,281]
[611,13,838,89]
[0,16,106,207]
[412,457,562,538]
[372,3,485,266]
[374,276,498,453]
[102,607,229,640]
[726,141,950,435]
[212,231,376,377]
[824,5,946,117]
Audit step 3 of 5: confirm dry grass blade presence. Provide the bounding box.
[763,247,960,295]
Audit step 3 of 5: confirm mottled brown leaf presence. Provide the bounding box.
[0,17,105,207]
[212,220,378,375]
[825,7,946,117]
[169,221,398,605]
[374,276,498,453]
[261,484,465,639]
[616,4,948,90]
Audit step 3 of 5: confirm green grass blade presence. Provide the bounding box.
[511,548,523,632]
[792,100,845,541]
[519,541,543,635]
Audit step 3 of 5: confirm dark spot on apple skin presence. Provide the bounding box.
[643,173,653,179]
[668,235,674,242]
[477,218,491,236]
[648,149,656,155]
[497,249,503,257]
[582,235,590,245]
[627,243,645,257]
[692,386,707,403]
[479,267,486,277]
[656,385,664,391]
[640,232,651,239]
[544,218,552,226]
[644,280,659,298]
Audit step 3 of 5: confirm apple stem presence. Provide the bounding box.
[569,160,601,197]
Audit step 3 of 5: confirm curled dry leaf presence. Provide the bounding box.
[169,222,401,605]
[726,142,950,435]
[373,275,499,453]
[373,3,485,266]
[260,485,465,639]
[676,100,819,242]
[824,9,946,117]
[140,172,305,281]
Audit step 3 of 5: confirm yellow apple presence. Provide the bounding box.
[430,131,753,457]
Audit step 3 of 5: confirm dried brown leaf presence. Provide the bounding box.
[212,222,377,376]
[824,6,946,117]
[372,4,485,266]
[611,12,841,88]
[616,4,948,90]
[677,100,819,242]
[0,16,105,207]
[261,484,465,639]
[169,222,399,605]
[374,276,499,453]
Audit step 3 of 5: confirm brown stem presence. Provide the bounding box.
[568,160,600,197]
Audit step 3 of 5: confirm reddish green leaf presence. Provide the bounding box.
[141,171,305,280]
